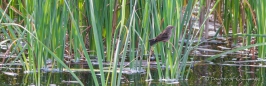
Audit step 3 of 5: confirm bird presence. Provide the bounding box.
[149,25,174,46]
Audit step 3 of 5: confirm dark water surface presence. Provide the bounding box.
[0,58,265,86]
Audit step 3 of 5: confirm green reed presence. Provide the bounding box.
[1,0,266,86]
[254,0,266,58]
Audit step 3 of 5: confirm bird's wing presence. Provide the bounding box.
[156,31,169,41]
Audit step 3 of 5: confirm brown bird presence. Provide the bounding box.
[149,25,174,46]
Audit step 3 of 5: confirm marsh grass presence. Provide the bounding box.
[0,0,265,86]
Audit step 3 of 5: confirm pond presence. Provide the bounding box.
[0,56,264,86]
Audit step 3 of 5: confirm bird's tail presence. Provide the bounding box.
[149,39,157,46]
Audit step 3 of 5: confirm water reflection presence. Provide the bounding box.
[0,57,265,85]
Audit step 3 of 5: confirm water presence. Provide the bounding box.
[0,58,265,86]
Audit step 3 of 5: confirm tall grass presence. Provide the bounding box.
[207,0,266,60]
[0,0,265,85]
[254,0,266,58]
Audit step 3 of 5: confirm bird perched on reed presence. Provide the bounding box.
[149,25,174,46]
